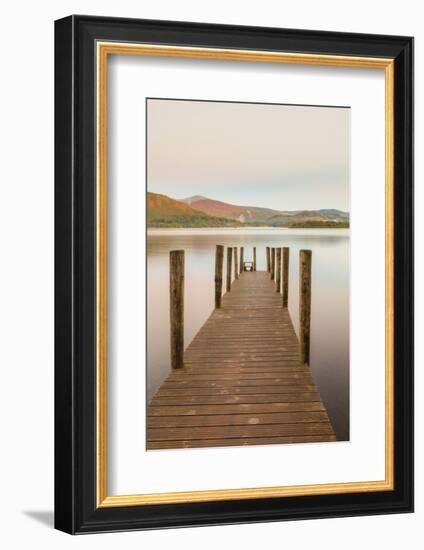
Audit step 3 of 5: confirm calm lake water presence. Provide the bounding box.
[147,228,349,441]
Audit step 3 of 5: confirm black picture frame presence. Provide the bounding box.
[55,15,414,534]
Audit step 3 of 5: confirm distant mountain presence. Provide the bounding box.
[177,196,349,226]
[180,196,283,223]
[148,192,349,228]
[181,195,208,205]
[147,192,242,228]
[267,209,349,225]
[319,209,349,219]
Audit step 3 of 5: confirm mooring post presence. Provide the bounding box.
[299,249,312,365]
[253,247,257,271]
[226,247,233,292]
[282,246,289,308]
[240,247,244,274]
[275,247,281,292]
[270,247,275,280]
[214,245,224,309]
[233,247,239,280]
[169,250,184,369]
[266,246,271,272]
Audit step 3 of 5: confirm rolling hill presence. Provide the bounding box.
[180,196,283,223]
[266,209,349,227]
[179,196,349,227]
[147,192,242,227]
[147,192,349,228]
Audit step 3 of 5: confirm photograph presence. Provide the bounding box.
[146,98,350,450]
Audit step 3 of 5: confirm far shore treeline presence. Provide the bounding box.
[147,192,349,229]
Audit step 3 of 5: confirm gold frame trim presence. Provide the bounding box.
[96,42,395,508]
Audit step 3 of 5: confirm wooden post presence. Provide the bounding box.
[270,247,275,280]
[233,247,239,280]
[299,249,312,366]
[226,247,233,292]
[282,247,289,308]
[275,247,281,292]
[266,247,271,272]
[169,250,184,369]
[240,247,244,274]
[253,247,257,271]
[214,245,224,309]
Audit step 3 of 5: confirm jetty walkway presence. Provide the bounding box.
[147,246,335,450]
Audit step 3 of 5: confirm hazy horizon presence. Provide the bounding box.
[147,99,350,212]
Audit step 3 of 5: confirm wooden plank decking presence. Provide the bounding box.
[147,271,336,450]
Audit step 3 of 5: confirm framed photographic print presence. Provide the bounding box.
[54,15,414,533]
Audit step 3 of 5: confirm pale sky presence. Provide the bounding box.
[147,98,350,211]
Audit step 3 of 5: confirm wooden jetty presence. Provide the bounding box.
[147,247,336,450]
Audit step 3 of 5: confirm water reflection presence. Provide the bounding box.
[147,228,349,440]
